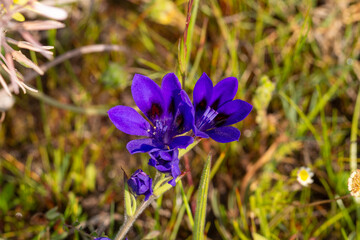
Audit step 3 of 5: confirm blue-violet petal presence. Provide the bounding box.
[131,74,165,122]
[169,136,194,149]
[108,106,151,136]
[210,77,238,109]
[206,126,241,143]
[215,99,253,127]
[126,138,162,154]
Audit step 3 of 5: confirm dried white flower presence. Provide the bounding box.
[0,89,15,111]
[348,169,360,198]
[0,0,68,95]
[29,2,68,21]
[297,167,314,187]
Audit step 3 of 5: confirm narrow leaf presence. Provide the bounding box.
[193,155,211,240]
[124,175,135,217]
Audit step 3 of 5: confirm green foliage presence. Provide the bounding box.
[0,183,16,212]
[193,155,211,240]
[101,63,129,89]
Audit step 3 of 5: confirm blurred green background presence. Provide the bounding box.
[1,0,360,239]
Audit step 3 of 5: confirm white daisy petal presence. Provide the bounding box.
[297,167,314,187]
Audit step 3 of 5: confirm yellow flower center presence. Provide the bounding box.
[299,169,309,181]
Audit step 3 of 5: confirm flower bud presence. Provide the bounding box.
[127,169,153,201]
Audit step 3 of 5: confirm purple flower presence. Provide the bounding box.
[192,73,253,143]
[127,169,153,201]
[149,149,180,186]
[108,73,194,154]
[94,238,111,240]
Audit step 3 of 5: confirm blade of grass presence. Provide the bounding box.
[210,150,227,180]
[233,220,250,240]
[185,0,200,68]
[30,51,51,143]
[279,91,321,144]
[193,155,211,240]
[296,69,349,136]
[169,204,186,240]
[209,0,239,76]
[188,18,208,86]
[336,196,355,231]
[179,180,194,228]
[313,205,356,237]
[350,85,360,171]
[235,188,249,232]
[317,86,334,180]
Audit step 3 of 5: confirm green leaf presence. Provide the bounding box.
[0,183,15,212]
[153,175,173,190]
[153,176,182,197]
[85,163,97,191]
[46,207,61,221]
[253,233,268,240]
[193,155,212,240]
[124,175,136,217]
[178,37,186,75]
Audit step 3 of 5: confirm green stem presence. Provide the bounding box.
[350,86,360,171]
[28,91,108,115]
[114,196,156,240]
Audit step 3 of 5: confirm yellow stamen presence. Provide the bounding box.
[299,169,309,181]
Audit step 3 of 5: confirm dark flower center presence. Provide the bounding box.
[211,98,220,110]
[214,113,228,125]
[147,117,175,146]
[196,99,207,112]
[175,114,184,133]
[196,106,229,131]
[147,103,163,120]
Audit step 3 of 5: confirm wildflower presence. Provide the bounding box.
[94,238,111,240]
[192,73,252,143]
[348,169,360,198]
[108,73,194,154]
[127,169,153,201]
[149,149,180,186]
[297,167,314,187]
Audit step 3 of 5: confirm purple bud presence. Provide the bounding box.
[149,149,180,186]
[127,169,153,201]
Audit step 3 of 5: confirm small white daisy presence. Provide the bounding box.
[297,167,314,187]
[348,169,360,198]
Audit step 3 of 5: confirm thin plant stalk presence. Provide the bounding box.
[114,195,156,240]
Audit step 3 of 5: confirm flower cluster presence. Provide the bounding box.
[108,73,252,200]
